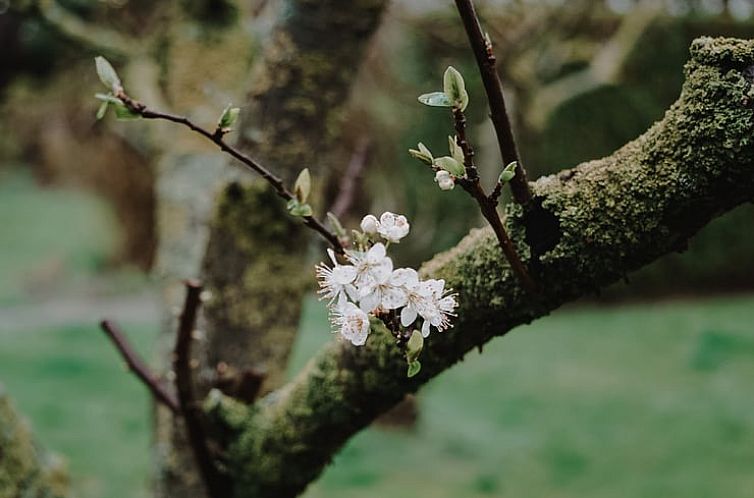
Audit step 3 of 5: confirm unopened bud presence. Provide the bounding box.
[435,170,455,191]
[360,214,380,234]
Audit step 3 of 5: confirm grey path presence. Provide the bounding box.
[0,291,161,332]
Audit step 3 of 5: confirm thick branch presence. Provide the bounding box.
[207,37,754,498]
[17,0,139,56]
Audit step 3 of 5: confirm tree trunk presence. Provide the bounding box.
[154,1,388,497]
[204,36,754,498]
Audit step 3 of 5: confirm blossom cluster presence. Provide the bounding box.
[316,212,457,346]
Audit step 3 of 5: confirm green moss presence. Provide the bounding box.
[202,182,311,392]
[0,387,69,498]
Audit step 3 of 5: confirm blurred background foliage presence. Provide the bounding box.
[1,0,754,497]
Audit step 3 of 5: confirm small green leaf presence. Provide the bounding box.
[443,66,469,111]
[407,360,421,378]
[96,101,109,120]
[434,156,465,177]
[218,104,240,129]
[113,103,141,121]
[418,91,452,108]
[294,168,311,203]
[448,136,464,164]
[498,161,517,184]
[406,330,424,363]
[287,199,313,217]
[408,142,433,165]
[327,212,346,238]
[94,56,122,92]
[94,93,123,105]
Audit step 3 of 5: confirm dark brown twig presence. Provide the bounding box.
[99,320,179,413]
[115,91,344,254]
[173,280,229,498]
[330,137,371,219]
[452,108,538,294]
[454,0,532,206]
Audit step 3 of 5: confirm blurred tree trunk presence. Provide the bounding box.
[0,386,69,498]
[153,1,388,496]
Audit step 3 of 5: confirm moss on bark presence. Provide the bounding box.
[0,386,69,498]
[207,37,754,498]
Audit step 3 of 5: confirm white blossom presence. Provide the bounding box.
[358,267,409,313]
[332,301,371,346]
[347,242,393,287]
[435,170,455,190]
[360,214,380,234]
[315,248,358,304]
[315,213,458,349]
[418,278,457,337]
[377,212,410,243]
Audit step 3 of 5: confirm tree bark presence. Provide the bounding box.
[155,1,388,497]
[205,37,754,498]
[0,386,69,498]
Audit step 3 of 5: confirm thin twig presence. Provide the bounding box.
[115,91,344,254]
[173,280,230,498]
[99,320,179,413]
[330,137,371,219]
[454,0,532,206]
[452,108,538,294]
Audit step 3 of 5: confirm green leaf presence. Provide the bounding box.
[218,104,240,129]
[434,156,465,177]
[407,360,421,378]
[406,330,424,363]
[443,66,469,111]
[94,93,123,105]
[96,101,109,120]
[448,136,464,164]
[94,56,122,92]
[327,212,346,238]
[408,142,433,165]
[498,161,517,184]
[113,104,141,121]
[418,91,452,108]
[287,199,313,217]
[294,168,311,203]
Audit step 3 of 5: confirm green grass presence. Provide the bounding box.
[1,297,753,497]
[0,322,156,498]
[0,170,118,304]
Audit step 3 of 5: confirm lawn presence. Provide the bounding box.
[0,295,753,497]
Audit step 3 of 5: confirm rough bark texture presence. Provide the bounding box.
[0,386,69,498]
[156,2,388,497]
[201,0,389,395]
[205,37,754,498]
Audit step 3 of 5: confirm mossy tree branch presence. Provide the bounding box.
[0,386,69,498]
[205,37,754,498]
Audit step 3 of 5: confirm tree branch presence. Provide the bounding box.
[173,280,230,498]
[206,37,754,498]
[22,0,140,56]
[330,137,371,219]
[99,319,179,413]
[454,0,532,205]
[115,91,344,253]
[452,107,539,294]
